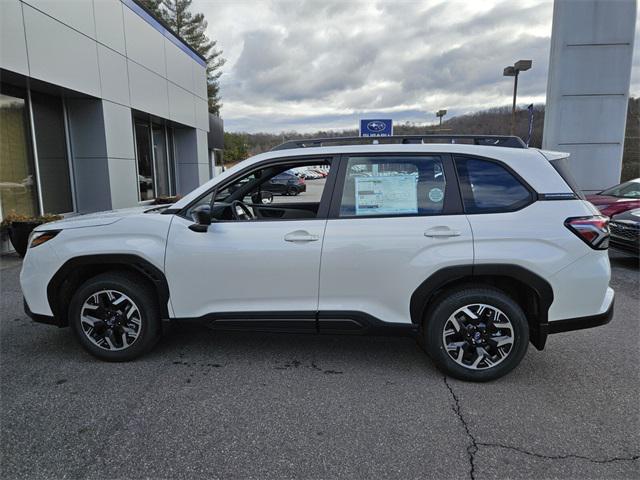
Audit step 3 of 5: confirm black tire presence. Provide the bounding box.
[286,186,299,196]
[423,286,529,382]
[69,272,161,362]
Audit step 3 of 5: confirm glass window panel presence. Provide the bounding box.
[0,90,38,218]
[339,156,446,217]
[188,160,331,221]
[30,91,73,214]
[135,122,154,201]
[455,157,532,213]
[167,127,176,196]
[152,124,170,198]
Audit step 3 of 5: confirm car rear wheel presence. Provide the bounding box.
[69,272,161,361]
[286,186,299,196]
[423,286,529,382]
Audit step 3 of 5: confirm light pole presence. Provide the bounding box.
[503,59,532,135]
[436,109,447,126]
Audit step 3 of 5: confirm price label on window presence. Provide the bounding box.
[355,175,418,215]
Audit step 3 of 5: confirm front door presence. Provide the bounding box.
[164,158,335,332]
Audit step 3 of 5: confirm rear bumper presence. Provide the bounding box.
[547,294,614,333]
[532,289,614,350]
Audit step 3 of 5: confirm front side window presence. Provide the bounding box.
[338,156,446,217]
[186,159,331,221]
[455,156,532,213]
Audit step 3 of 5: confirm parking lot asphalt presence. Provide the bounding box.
[1,252,638,479]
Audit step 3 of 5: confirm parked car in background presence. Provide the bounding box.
[292,167,325,179]
[587,178,640,217]
[262,171,306,196]
[609,208,640,256]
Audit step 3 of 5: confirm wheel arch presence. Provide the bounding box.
[409,264,554,350]
[47,254,170,326]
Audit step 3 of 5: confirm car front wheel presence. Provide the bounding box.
[423,286,529,382]
[69,272,161,361]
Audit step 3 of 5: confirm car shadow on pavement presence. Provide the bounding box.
[147,319,443,377]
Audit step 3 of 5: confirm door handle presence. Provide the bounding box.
[424,227,461,238]
[284,230,320,242]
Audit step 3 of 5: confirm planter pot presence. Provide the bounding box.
[8,221,42,257]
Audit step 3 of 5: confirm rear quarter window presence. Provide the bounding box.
[454,156,533,214]
[549,157,585,199]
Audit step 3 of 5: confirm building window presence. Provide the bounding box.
[0,86,38,218]
[30,91,73,214]
[152,124,170,197]
[134,116,175,201]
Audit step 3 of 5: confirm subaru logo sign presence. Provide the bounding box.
[360,119,393,137]
[367,121,386,132]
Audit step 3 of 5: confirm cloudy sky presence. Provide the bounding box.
[193,0,639,133]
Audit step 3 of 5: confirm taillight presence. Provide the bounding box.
[565,216,609,250]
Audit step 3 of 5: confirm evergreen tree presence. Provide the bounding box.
[139,0,225,115]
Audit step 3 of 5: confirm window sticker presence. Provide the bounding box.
[355,175,418,215]
[428,187,444,203]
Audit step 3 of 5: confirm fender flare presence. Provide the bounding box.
[409,264,554,349]
[47,254,171,322]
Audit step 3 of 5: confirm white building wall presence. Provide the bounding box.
[0,0,211,213]
[542,0,637,193]
[0,0,30,76]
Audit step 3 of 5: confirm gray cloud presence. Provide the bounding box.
[194,0,638,133]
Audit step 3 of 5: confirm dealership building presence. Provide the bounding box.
[0,0,222,247]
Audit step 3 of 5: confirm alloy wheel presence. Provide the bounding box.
[442,303,515,370]
[80,290,142,351]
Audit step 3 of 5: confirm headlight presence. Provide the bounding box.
[29,230,60,248]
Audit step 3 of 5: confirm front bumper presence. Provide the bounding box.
[610,237,640,256]
[23,298,62,327]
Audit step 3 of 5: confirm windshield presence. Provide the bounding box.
[600,180,640,198]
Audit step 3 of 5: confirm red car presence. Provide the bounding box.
[586,178,640,217]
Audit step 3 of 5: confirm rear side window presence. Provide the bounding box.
[338,156,446,217]
[455,156,533,214]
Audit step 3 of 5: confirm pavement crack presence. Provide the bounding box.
[476,442,640,464]
[443,378,639,471]
[443,376,478,480]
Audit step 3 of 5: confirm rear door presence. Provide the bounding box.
[318,153,474,329]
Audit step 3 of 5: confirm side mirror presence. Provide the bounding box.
[251,191,273,205]
[189,204,212,232]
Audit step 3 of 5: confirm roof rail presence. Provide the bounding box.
[270,134,527,151]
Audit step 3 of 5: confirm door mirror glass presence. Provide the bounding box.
[251,191,274,205]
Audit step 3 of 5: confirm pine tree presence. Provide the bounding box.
[138,0,225,115]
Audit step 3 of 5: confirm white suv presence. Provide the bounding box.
[20,135,614,381]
